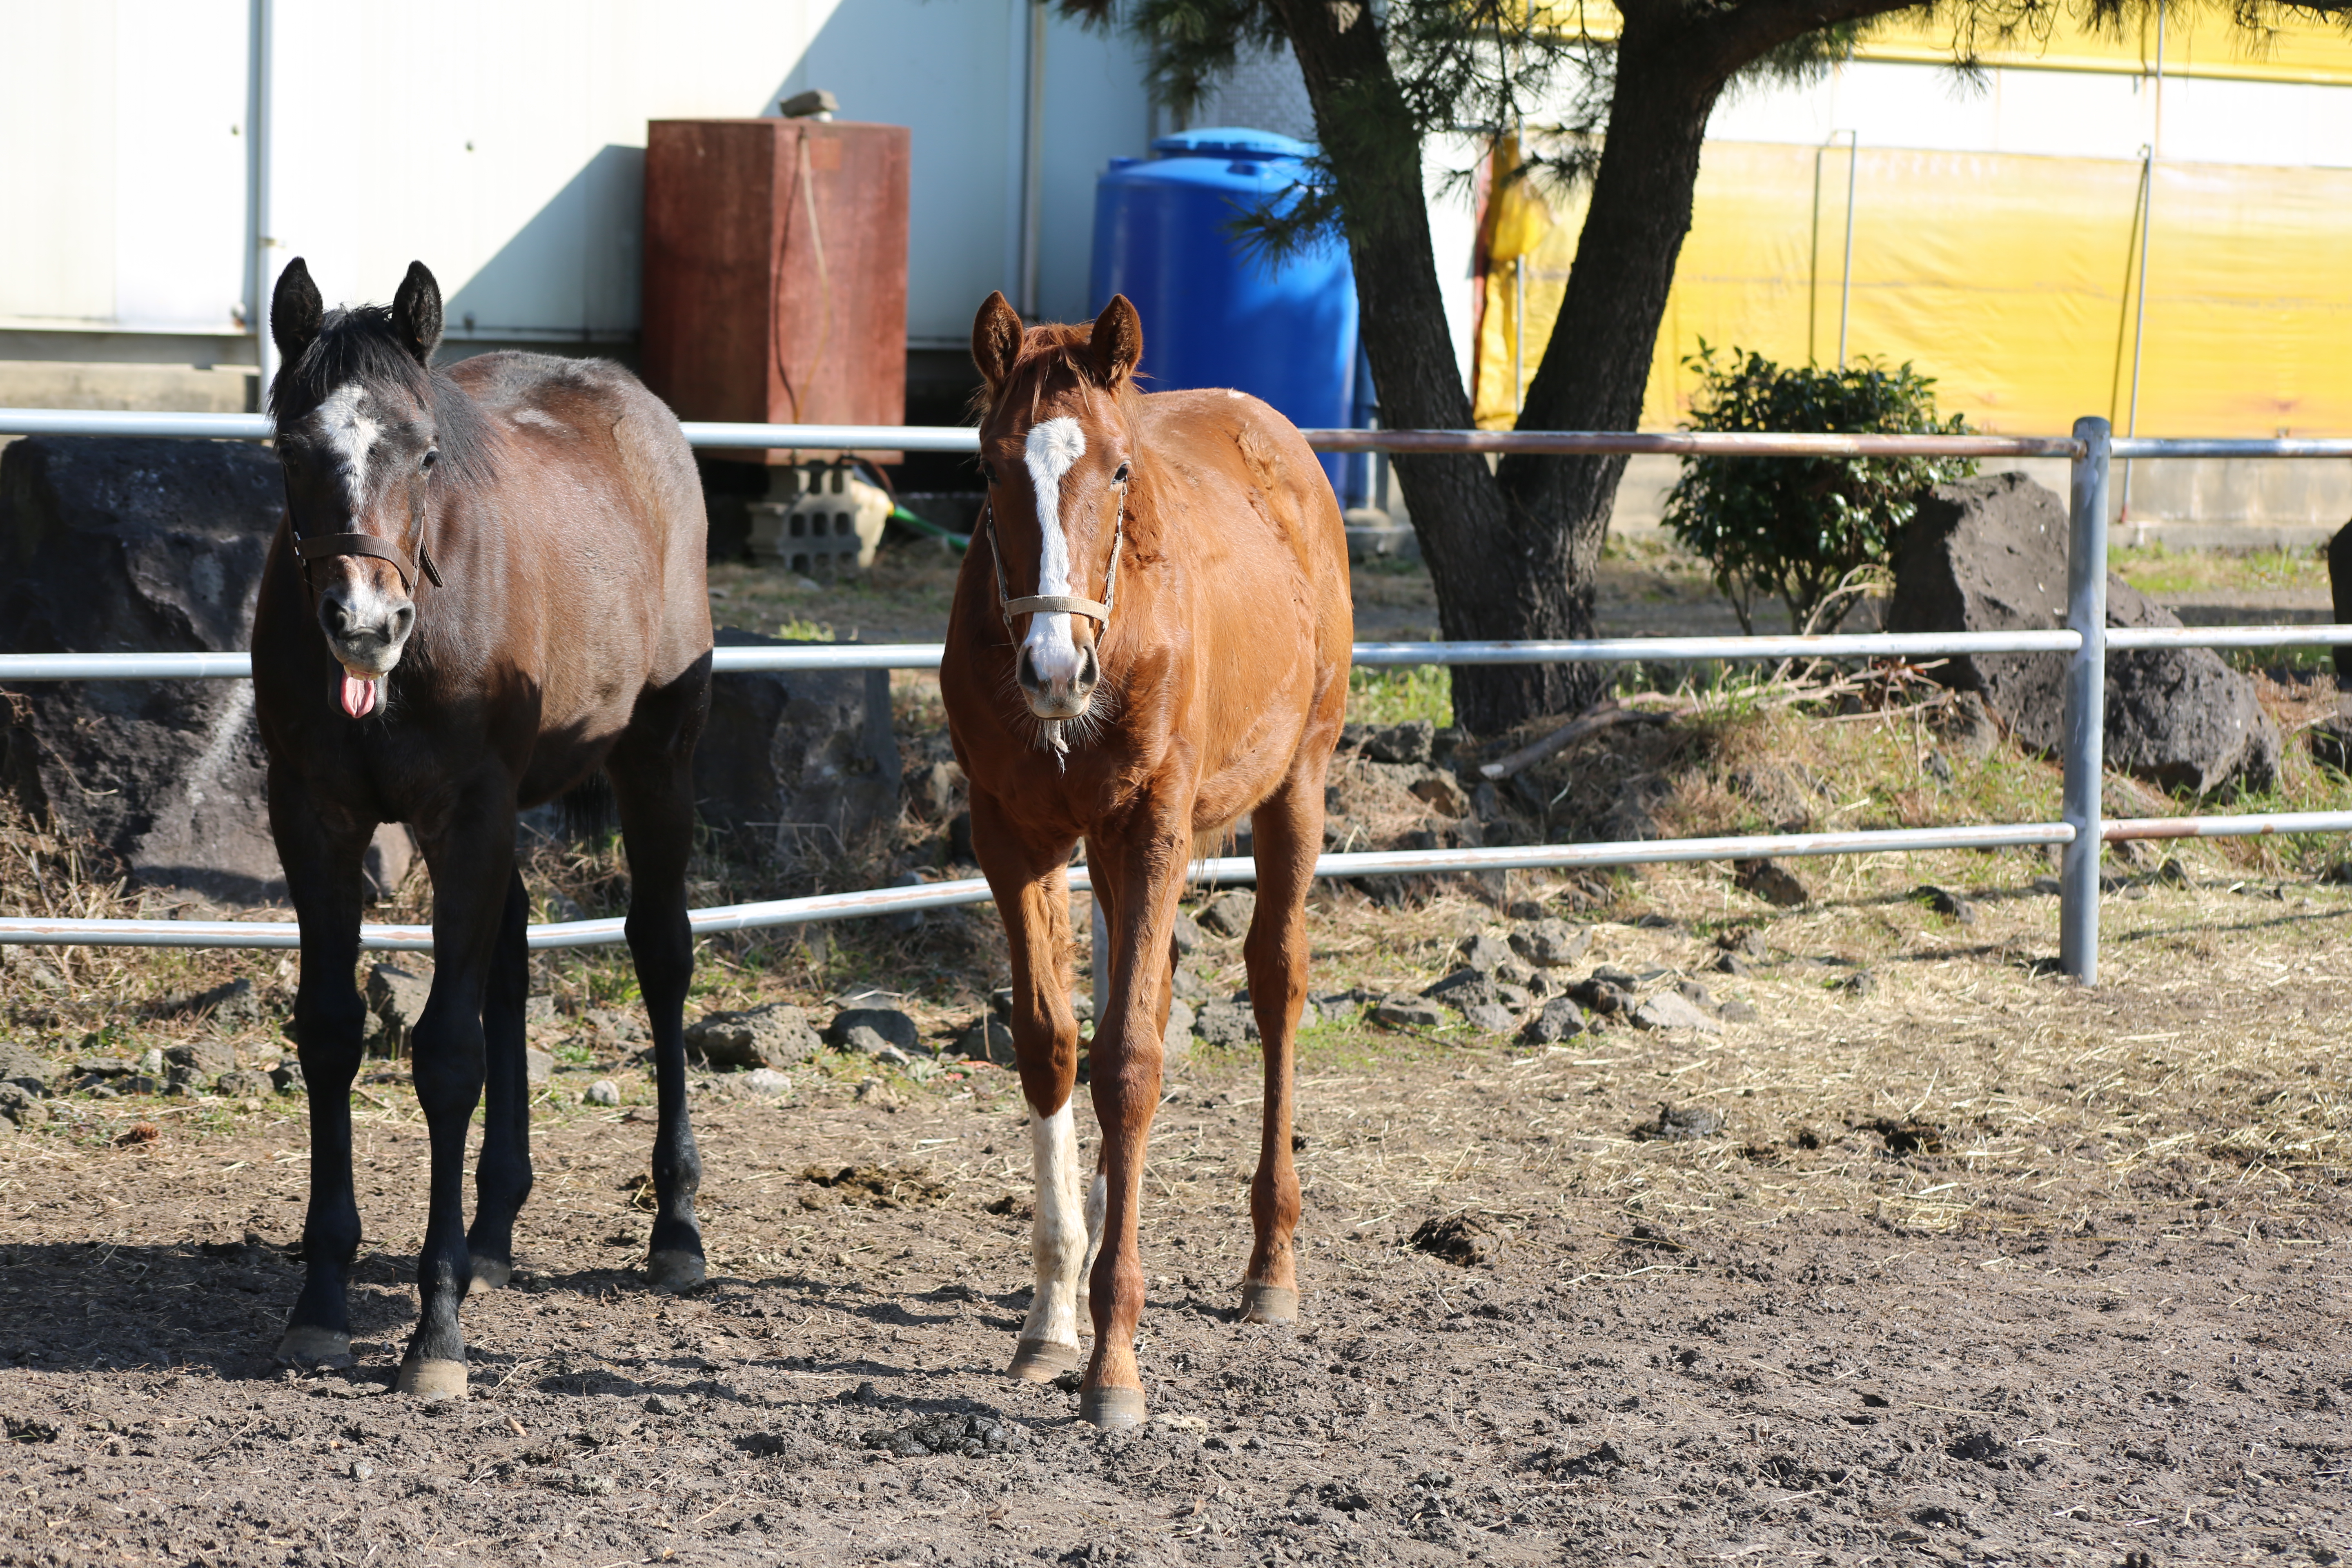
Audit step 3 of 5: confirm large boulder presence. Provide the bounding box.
[1888,473,2278,796]
[696,627,901,860]
[0,437,409,902]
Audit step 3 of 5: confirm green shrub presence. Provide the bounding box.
[1662,344,1976,634]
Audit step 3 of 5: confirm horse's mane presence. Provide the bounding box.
[267,304,497,486]
[970,321,1146,431]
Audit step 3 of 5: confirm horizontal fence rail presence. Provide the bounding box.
[1,410,2348,981]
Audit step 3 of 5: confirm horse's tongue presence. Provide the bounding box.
[339,673,378,719]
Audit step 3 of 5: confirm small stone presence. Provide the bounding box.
[1710,951,1751,977]
[1519,998,1586,1045]
[269,1061,306,1096]
[366,964,434,1046]
[1718,1000,1760,1023]
[524,1049,554,1086]
[584,1079,621,1107]
[1371,993,1446,1030]
[0,1045,57,1097]
[685,1002,822,1069]
[871,1045,913,1067]
[1508,920,1589,969]
[824,1007,920,1055]
[1734,858,1810,907]
[853,1079,900,1109]
[837,1025,893,1058]
[1631,992,1722,1033]
[1455,931,1511,973]
[214,1068,271,1100]
[1423,968,1499,1010]
[1163,999,1196,1055]
[1366,719,1435,766]
[1459,1002,1517,1035]
[1197,891,1256,940]
[644,1394,678,1416]
[0,1083,49,1128]
[1567,975,1631,1016]
[1674,978,1717,1011]
[1839,970,1878,998]
[180,977,261,1026]
[1633,1101,1723,1140]
[1492,982,1534,1011]
[1915,885,1978,925]
[1717,928,1769,959]
[949,1016,1016,1066]
[1191,1000,1257,1047]
[741,1068,791,1097]
[350,1460,374,1481]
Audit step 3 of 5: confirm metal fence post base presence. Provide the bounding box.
[2059,417,2111,983]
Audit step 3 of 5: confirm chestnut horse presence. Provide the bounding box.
[941,292,1351,1427]
[254,259,713,1397]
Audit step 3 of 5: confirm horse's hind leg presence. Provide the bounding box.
[466,869,534,1290]
[269,764,374,1367]
[606,672,709,1294]
[1239,765,1327,1324]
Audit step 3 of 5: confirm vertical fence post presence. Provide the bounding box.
[2060,416,2111,982]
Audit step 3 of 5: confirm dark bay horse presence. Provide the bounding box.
[940,292,1352,1428]
[254,258,713,1397]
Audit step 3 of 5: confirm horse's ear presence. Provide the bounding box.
[972,291,1023,392]
[1090,294,1143,387]
[271,258,322,368]
[391,261,443,365]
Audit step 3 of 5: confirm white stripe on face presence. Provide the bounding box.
[1023,1102,1088,1351]
[1021,416,1087,685]
[313,383,382,516]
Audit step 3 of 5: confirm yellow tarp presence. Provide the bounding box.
[1474,141,2352,437]
[1522,0,2352,84]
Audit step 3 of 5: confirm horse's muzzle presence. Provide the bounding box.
[1018,640,1098,720]
[319,586,414,680]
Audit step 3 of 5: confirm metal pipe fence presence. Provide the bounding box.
[0,410,2343,984]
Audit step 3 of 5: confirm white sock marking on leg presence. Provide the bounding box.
[1024,1103,1086,1348]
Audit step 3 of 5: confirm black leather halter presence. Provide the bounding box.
[293,530,442,592]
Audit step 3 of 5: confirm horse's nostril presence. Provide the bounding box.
[1078,644,1099,689]
[1017,648,1041,691]
[389,604,415,641]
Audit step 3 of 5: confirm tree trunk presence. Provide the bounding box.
[1270,1,1738,733]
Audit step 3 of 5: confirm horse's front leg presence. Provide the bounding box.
[969,788,1087,1381]
[1078,795,1190,1428]
[1239,763,1329,1323]
[268,764,374,1366]
[398,783,519,1398]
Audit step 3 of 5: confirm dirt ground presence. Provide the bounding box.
[4,533,2350,1566]
[4,852,2350,1568]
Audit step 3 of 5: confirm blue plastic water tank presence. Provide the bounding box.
[1089,127,1361,502]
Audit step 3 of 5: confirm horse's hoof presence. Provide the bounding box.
[394,1354,468,1400]
[470,1258,512,1292]
[1239,1284,1298,1324]
[1007,1339,1082,1382]
[274,1324,354,1369]
[1078,1385,1147,1430]
[646,1249,706,1294]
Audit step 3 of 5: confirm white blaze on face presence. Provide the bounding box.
[313,383,383,516]
[1020,416,1088,685]
[1022,1102,1089,1351]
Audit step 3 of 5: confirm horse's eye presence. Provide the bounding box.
[1113,462,1131,484]
[979,461,998,484]
[281,449,302,475]
[420,449,439,473]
